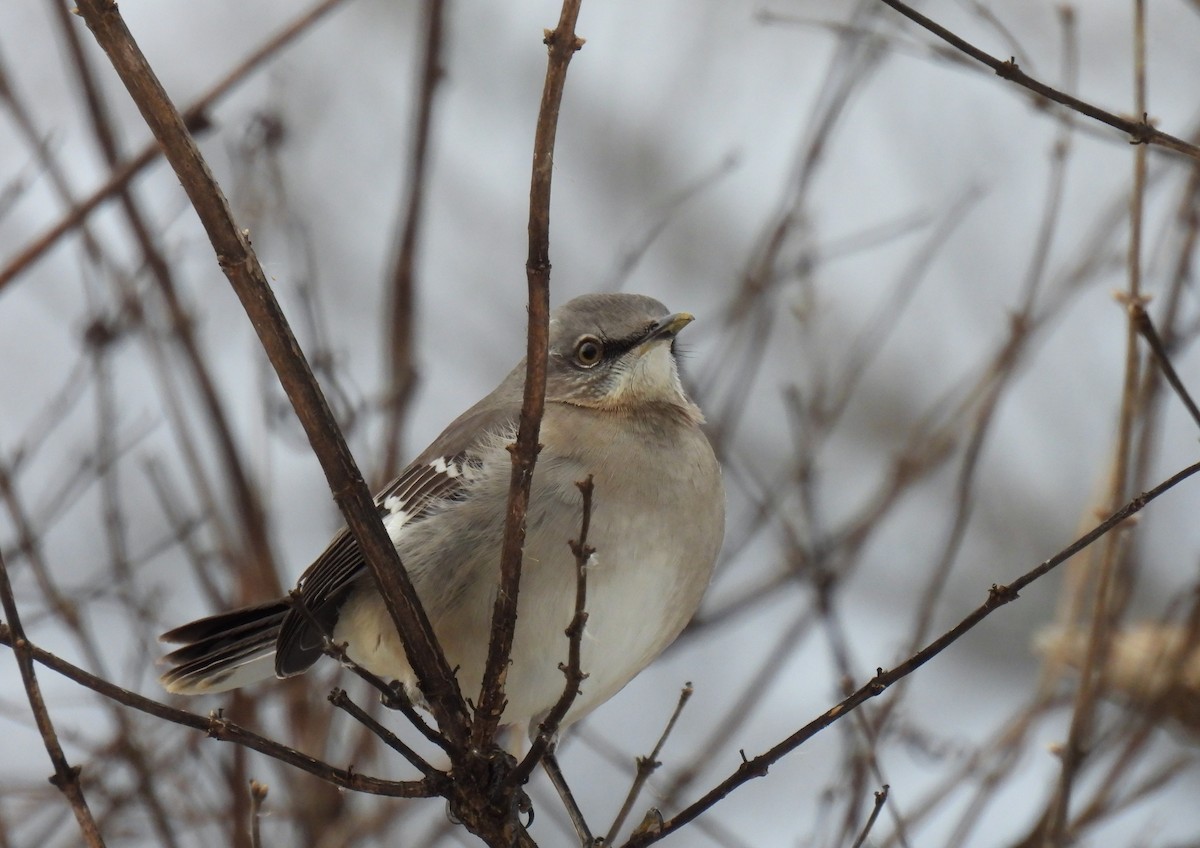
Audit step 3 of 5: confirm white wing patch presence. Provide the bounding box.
[378,455,482,544]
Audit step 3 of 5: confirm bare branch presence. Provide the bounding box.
[379,0,445,482]
[876,0,1200,161]
[1131,302,1200,431]
[71,0,470,746]
[510,475,595,787]
[0,0,353,292]
[0,624,444,798]
[248,781,268,848]
[0,551,106,847]
[623,459,1200,846]
[606,682,695,844]
[473,0,586,748]
[328,688,440,779]
[850,785,889,848]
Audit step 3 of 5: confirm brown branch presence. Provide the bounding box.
[875,0,1200,162]
[1047,6,1151,840]
[248,781,268,848]
[850,785,890,848]
[0,552,106,847]
[379,0,444,482]
[71,0,470,747]
[0,0,353,293]
[50,0,280,609]
[328,688,440,779]
[471,0,586,748]
[605,682,695,844]
[283,585,449,751]
[622,459,1200,846]
[0,624,444,798]
[508,475,595,788]
[1131,303,1200,431]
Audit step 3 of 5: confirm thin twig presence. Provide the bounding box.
[509,475,594,787]
[52,0,281,614]
[328,688,440,778]
[850,785,889,848]
[379,0,444,482]
[542,748,594,845]
[1047,4,1150,841]
[606,682,695,844]
[1130,303,1200,431]
[0,552,106,847]
[0,0,353,292]
[622,459,1200,846]
[248,781,268,848]
[472,0,586,748]
[283,587,449,750]
[875,0,1200,162]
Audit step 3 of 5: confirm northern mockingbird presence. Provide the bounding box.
[159,292,724,738]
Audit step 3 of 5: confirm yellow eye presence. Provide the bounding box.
[573,336,603,368]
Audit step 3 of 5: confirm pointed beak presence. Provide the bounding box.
[643,312,695,343]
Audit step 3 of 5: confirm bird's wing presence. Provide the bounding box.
[274,392,517,677]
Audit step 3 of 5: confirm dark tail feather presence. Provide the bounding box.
[159,600,288,695]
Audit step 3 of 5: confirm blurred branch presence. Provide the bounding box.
[850,785,889,848]
[1131,303,1200,430]
[248,780,268,848]
[1046,4,1151,840]
[0,551,106,846]
[0,0,353,292]
[72,0,471,747]
[50,0,279,604]
[379,0,444,482]
[624,459,1200,846]
[876,0,1200,162]
[472,0,585,748]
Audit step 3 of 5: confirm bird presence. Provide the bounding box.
[158,292,725,739]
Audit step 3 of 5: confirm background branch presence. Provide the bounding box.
[72,0,471,747]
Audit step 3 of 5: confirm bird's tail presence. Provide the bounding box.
[158,600,288,695]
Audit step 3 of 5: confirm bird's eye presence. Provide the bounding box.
[573,336,603,368]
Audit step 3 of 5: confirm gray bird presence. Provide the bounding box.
[159,292,725,739]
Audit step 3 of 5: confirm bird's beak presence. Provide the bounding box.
[643,312,695,344]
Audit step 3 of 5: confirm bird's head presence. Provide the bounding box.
[544,293,695,413]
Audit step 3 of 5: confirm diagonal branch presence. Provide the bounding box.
[623,459,1200,846]
[876,0,1200,162]
[328,687,440,779]
[71,0,470,748]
